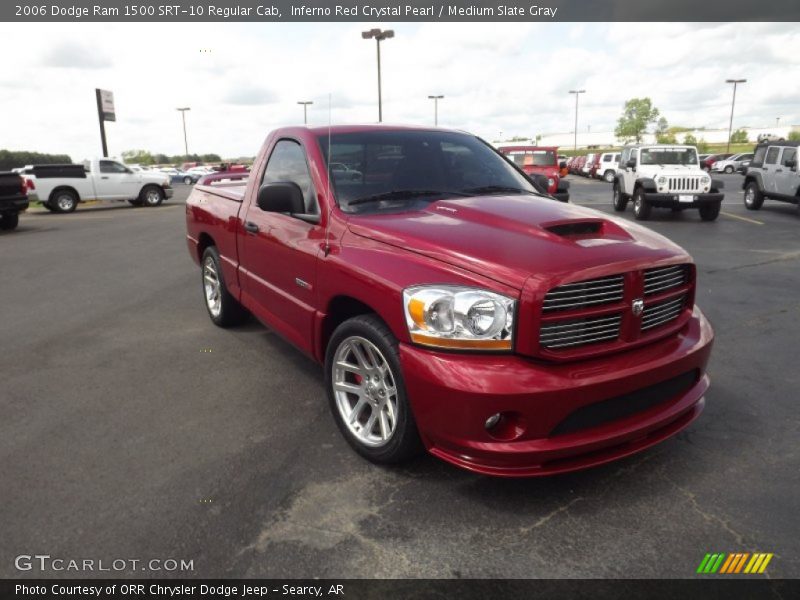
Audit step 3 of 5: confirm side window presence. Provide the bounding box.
[780,148,796,167]
[261,140,317,214]
[765,147,780,165]
[99,160,127,174]
[620,149,629,164]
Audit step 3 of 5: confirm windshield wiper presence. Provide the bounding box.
[347,189,471,207]
[462,185,538,196]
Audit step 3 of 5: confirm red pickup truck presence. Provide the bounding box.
[186,125,714,477]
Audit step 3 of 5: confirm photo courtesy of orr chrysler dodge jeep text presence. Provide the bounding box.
[185,125,714,477]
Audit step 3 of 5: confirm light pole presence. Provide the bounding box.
[568,90,585,152]
[297,101,313,124]
[428,95,444,126]
[725,79,746,153]
[176,107,190,158]
[776,116,781,128]
[362,28,394,122]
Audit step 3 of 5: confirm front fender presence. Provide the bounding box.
[742,172,764,191]
[635,177,657,192]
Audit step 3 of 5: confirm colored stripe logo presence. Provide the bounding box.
[697,552,773,574]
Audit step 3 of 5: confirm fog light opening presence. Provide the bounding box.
[484,411,527,441]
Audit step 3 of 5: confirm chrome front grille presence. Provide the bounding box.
[644,264,689,296]
[540,314,622,349]
[642,295,686,331]
[667,176,701,192]
[542,274,624,313]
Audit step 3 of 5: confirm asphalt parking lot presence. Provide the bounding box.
[2,176,798,579]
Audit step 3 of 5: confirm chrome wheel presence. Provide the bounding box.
[332,336,398,448]
[57,194,75,211]
[203,256,222,317]
[744,187,755,206]
[604,170,615,183]
[144,188,162,206]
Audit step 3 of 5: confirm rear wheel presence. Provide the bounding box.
[128,199,143,207]
[603,170,615,183]
[612,183,628,212]
[201,246,248,327]
[632,188,651,220]
[325,314,423,464]
[744,181,764,210]
[699,202,721,221]
[724,165,734,174]
[51,189,78,213]
[0,213,19,230]
[183,176,192,185]
[141,185,164,207]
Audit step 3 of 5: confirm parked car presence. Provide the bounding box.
[581,153,597,177]
[185,124,714,476]
[612,144,724,221]
[736,159,752,174]
[197,170,250,185]
[0,171,29,230]
[701,153,734,171]
[571,155,587,175]
[22,159,172,213]
[596,152,622,182]
[757,133,784,143]
[497,146,569,201]
[698,154,710,165]
[160,168,200,185]
[711,153,754,174]
[742,141,799,214]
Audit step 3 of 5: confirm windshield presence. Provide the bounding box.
[640,147,698,166]
[506,149,556,167]
[318,130,539,212]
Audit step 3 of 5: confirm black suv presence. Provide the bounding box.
[743,141,799,214]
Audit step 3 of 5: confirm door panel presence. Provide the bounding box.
[775,148,798,197]
[94,161,139,199]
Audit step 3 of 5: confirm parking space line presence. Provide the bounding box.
[721,211,764,225]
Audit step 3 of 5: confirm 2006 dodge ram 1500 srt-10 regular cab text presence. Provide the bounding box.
[186,125,714,477]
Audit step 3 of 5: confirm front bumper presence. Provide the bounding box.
[400,306,713,477]
[643,192,723,209]
[164,187,174,199]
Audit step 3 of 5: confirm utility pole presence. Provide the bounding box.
[362,29,394,122]
[725,79,746,153]
[568,90,585,152]
[297,101,313,124]
[428,95,444,126]
[176,107,191,158]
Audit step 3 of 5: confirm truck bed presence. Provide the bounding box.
[194,180,247,203]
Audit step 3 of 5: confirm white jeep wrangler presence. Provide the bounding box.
[612,144,724,221]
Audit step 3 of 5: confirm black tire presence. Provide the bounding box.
[200,246,248,327]
[632,188,651,220]
[128,199,143,207]
[0,213,19,230]
[744,181,764,210]
[183,176,192,185]
[140,185,164,207]
[612,182,628,212]
[325,314,423,465]
[724,166,734,174]
[50,189,78,213]
[41,202,55,212]
[699,202,721,221]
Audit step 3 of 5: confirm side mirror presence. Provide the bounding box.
[559,161,567,169]
[626,159,637,169]
[785,159,796,170]
[529,173,550,193]
[257,181,305,214]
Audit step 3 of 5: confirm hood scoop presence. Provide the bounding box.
[543,219,633,243]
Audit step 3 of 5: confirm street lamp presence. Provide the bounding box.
[362,28,394,122]
[725,79,746,153]
[568,90,585,152]
[428,95,444,126]
[297,101,313,125]
[176,107,190,158]
[776,116,781,128]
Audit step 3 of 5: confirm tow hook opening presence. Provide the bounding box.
[485,411,527,441]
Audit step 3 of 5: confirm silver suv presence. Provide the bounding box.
[742,142,799,214]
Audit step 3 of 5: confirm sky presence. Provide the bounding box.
[0,21,798,160]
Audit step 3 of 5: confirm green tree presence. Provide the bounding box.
[121,149,154,165]
[0,150,72,170]
[615,98,660,143]
[683,133,697,145]
[730,129,749,144]
[788,130,800,142]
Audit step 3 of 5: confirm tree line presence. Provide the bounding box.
[0,150,72,171]
[121,149,222,165]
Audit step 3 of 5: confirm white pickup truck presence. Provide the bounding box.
[23,158,173,213]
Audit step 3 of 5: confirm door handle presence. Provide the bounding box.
[244,221,259,234]
[776,169,783,173]
[101,176,109,179]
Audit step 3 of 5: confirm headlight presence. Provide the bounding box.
[403,285,515,350]
[657,176,667,185]
[700,175,710,185]
[547,177,555,188]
